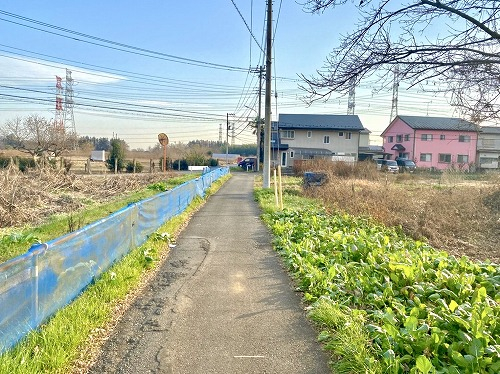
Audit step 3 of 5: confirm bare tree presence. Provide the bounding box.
[1,114,76,157]
[301,1,500,122]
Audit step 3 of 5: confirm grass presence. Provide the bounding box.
[309,299,382,374]
[0,173,231,374]
[0,174,199,263]
[256,173,500,373]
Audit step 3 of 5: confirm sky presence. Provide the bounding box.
[0,0,463,149]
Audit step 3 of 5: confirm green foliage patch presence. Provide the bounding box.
[256,189,500,374]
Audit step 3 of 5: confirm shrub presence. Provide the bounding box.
[17,157,36,172]
[0,156,11,169]
[125,161,144,173]
[172,159,188,170]
[207,158,218,167]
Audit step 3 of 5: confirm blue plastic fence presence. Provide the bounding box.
[0,167,229,353]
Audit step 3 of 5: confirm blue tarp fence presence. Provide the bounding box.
[0,167,229,353]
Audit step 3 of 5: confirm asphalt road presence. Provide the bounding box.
[89,173,331,374]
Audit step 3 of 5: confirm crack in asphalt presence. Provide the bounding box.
[88,237,211,373]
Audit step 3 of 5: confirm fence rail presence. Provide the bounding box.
[0,167,229,353]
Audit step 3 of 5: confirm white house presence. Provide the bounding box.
[272,114,366,167]
[477,126,500,169]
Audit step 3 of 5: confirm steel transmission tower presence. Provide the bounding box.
[54,75,64,131]
[219,123,223,143]
[347,77,356,115]
[64,69,77,137]
[390,66,399,121]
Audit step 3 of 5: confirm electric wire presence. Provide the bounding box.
[0,10,249,72]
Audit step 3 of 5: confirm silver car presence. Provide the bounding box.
[381,159,399,173]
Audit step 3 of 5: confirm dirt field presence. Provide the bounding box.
[296,161,500,264]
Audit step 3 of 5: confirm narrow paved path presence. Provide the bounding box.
[90,173,331,374]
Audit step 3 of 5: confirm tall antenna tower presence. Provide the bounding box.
[219,123,223,142]
[390,65,399,121]
[231,125,235,146]
[54,75,64,131]
[63,69,76,137]
[347,77,356,115]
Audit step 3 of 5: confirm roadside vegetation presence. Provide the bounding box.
[255,164,499,373]
[294,160,500,263]
[0,172,231,374]
[0,168,199,263]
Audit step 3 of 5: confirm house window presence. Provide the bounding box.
[457,154,469,163]
[439,153,452,163]
[307,131,312,138]
[346,132,352,140]
[387,136,393,143]
[324,135,330,144]
[482,139,494,148]
[290,151,294,158]
[396,135,403,142]
[459,135,471,142]
[280,130,295,139]
[338,131,344,137]
[404,134,410,141]
[421,134,433,141]
[420,153,432,162]
[440,134,446,140]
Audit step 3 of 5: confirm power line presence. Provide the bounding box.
[0,10,248,72]
[229,0,264,53]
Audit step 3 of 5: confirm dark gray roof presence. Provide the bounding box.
[278,114,364,131]
[359,145,384,153]
[480,126,500,134]
[398,115,478,131]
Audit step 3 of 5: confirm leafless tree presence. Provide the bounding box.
[301,1,500,122]
[1,114,76,157]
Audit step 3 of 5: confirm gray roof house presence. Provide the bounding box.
[477,126,500,169]
[273,114,366,167]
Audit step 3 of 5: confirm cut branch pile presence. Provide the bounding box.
[0,168,171,228]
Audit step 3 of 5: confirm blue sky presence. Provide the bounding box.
[0,0,459,149]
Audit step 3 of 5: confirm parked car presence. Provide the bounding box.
[303,172,328,187]
[396,158,416,173]
[238,157,257,170]
[380,159,399,173]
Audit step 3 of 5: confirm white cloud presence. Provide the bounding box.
[0,54,124,85]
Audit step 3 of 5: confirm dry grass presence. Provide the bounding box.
[0,166,177,229]
[299,160,500,263]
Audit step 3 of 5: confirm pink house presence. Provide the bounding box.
[381,116,479,170]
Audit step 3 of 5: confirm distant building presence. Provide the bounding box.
[381,115,479,170]
[477,126,500,169]
[212,153,241,164]
[271,114,366,167]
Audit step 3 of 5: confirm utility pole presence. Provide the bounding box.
[226,113,234,166]
[256,66,264,172]
[263,0,272,188]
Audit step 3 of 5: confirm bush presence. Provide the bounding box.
[172,159,188,170]
[207,158,218,167]
[17,157,36,172]
[0,156,11,169]
[125,161,144,173]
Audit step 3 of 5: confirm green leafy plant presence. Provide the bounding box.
[256,188,500,373]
